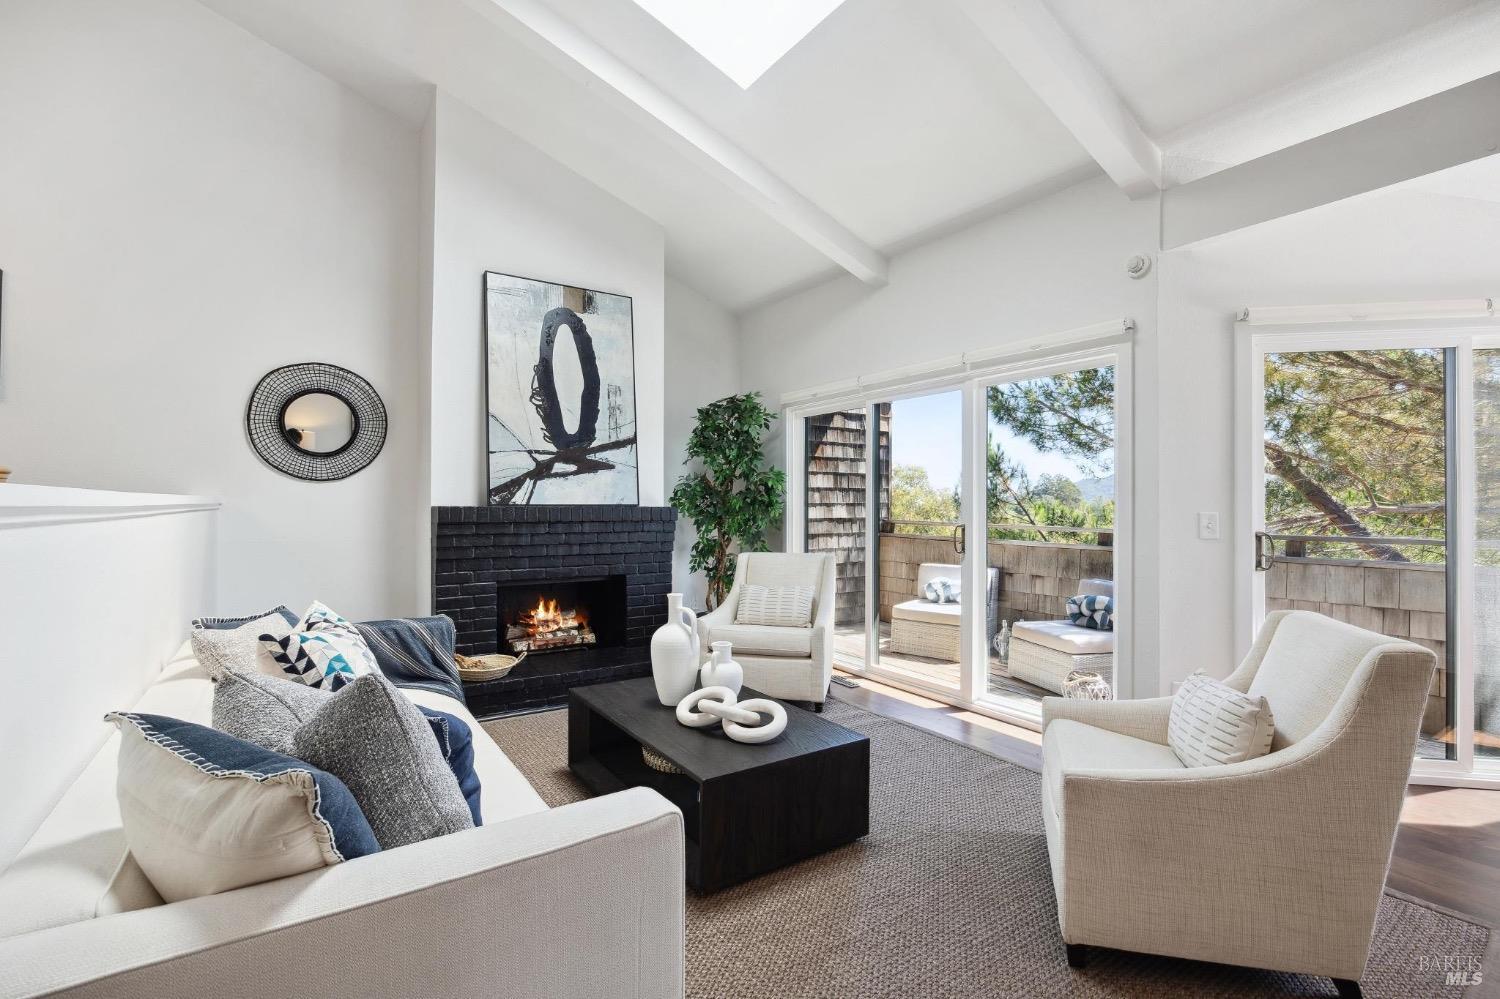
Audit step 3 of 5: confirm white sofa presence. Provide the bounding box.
[696,552,835,707]
[1040,611,1435,995]
[0,641,685,999]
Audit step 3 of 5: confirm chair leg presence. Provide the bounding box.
[812,701,824,713]
[1065,944,1088,969]
[1332,979,1361,999]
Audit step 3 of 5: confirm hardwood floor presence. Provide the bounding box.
[833,669,1500,996]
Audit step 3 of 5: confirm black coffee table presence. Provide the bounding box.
[568,677,870,893]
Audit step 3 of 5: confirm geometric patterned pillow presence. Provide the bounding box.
[1066,593,1114,631]
[299,601,378,672]
[258,601,378,690]
[259,630,362,690]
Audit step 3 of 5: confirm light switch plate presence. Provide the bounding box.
[1198,511,1221,540]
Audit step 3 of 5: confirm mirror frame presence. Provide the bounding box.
[246,362,386,481]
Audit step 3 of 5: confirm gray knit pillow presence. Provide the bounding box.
[293,675,474,848]
[211,666,330,756]
[190,612,293,681]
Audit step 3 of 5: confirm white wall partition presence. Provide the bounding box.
[0,485,217,867]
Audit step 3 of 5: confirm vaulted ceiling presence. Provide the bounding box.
[200,0,1500,311]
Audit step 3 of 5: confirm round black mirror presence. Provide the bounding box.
[247,363,385,481]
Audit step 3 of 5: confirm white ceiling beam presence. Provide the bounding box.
[1162,72,1500,250]
[457,0,888,286]
[1160,1,1500,185]
[952,0,1161,198]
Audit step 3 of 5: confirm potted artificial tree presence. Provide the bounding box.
[670,392,786,610]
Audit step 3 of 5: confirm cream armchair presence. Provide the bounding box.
[696,552,836,708]
[1040,610,1436,998]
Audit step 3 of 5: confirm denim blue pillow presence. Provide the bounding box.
[418,706,483,827]
[108,713,380,863]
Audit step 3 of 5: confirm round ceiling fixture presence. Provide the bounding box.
[245,362,387,481]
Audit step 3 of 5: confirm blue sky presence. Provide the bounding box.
[887,389,1111,493]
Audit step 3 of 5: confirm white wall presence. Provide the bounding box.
[664,277,741,610]
[738,176,1164,692]
[426,93,666,514]
[0,0,422,621]
[0,487,216,867]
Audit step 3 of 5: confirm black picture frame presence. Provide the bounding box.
[482,270,640,506]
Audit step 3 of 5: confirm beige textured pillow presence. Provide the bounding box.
[107,713,376,902]
[736,584,815,628]
[1168,672,1276,768]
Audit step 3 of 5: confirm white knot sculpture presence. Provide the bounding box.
[675,686,788,745]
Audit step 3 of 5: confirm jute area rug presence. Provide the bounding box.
[483,697,1489,999]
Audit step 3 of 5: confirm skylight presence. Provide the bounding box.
[631,0,847,89]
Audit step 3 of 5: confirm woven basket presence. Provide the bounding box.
[455,651,524,682]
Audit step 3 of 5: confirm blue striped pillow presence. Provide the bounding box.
[1066,594,1114,630]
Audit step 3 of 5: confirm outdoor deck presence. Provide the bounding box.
[833,622,1054,716]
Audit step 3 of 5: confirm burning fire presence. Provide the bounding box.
[522,597,584,636]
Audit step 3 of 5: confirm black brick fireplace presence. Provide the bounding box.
[432,505,675,717]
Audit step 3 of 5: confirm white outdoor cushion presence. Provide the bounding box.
[1169,672,1276,768]
[1011,620,1116,656]
[914,563,962,594]
[706,622,814,658]
[735,584,814,628]
[890,598,961,626]
[1043,718,1184,818]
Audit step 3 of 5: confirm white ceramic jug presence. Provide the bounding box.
[699,640,743,697]
[650,593,700,705]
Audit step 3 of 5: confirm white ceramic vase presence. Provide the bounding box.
[699,640,743,697]
[650,593,700,706]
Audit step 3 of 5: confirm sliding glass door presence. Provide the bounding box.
[983,364,1119,711]
[873,390,963,691]
[1241,315,1500,784]
[1256,346,1453,758]
[786,327,1133,726]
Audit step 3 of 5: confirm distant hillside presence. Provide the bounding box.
[1073,474,1115,503]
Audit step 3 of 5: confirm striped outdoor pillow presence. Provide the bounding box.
[735,584,815,628]
[1167,671,1276,768]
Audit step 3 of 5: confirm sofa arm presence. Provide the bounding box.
[1041,695,1173,744]
[0,788,684,999]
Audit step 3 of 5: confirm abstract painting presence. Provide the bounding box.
[483,271,638,505]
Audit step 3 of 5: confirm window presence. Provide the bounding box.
[631,0,846,88]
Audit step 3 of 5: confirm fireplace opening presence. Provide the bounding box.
[496,575,627,656]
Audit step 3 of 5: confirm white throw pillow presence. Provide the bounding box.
[735,584,815,628]
[107,712,379,903]
[257,600,379,690]
[1167,671,1276,768]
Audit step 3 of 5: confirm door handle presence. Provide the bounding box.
[1254,531,1275,572]
[954,523,965,557]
